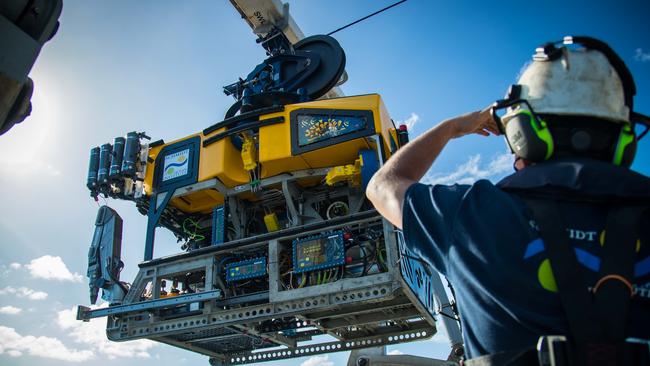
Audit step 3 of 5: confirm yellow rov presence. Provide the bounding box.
[79,30,460,366]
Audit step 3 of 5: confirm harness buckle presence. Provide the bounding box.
[537,335,569,366]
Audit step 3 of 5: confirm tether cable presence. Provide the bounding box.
[326,0,408,36]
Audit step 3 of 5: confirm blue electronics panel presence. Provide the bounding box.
[211,204,227,246]
[293,231,345,273]
[225,258,267,282]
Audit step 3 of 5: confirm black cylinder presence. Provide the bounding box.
[98,143,112,186]
[109,136,125,180]
[86,147,100,191]
[121,132,140,178]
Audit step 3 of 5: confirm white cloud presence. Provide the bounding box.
[25,255,83,282]
[0,306,23,315]
[0,325,94,362]
[635,48,650,62]
[387,349,405,355]
[57,305,156,359]
[0,286,48,300]
[396,112,420,131]
[9,263,21,270]
[301,355,334,366]
[423,152,513,185]
[7,349,22,357]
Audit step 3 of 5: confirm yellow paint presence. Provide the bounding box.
[263,212,280,232]
[258,94,396,178]
[325,157,362,186]
[170,190,224,214]
[142,94,398,215]
[143,143,164,196]
[144,131,249,196]
[538,259,558,292]
[199,129,250,187]
[241,133,257,171]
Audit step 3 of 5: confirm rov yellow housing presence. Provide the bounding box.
[143,94,397,213]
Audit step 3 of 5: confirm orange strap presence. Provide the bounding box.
[592,274,634,297]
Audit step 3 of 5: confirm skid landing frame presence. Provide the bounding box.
[78,213,461,364]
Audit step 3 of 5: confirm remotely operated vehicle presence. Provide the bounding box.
[76,2,463,365]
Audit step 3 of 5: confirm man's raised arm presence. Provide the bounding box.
[366,108,499,228]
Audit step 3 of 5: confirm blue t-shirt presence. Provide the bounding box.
[401,158,650,358]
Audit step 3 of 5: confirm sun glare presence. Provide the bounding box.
[0,73,62,177]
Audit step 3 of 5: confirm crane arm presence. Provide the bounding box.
[229,0,345,98]
[229,0,304,43]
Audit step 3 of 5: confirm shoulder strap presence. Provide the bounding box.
[520,196,646,366]
[590,205,647,364]
[522,198,593,365]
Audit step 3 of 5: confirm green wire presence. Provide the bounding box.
[378,247,386,270]
[183,218,205,242]
[323,270,330,283]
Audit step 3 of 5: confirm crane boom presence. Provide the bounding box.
[229,0,304,43]
[228,0,345,98]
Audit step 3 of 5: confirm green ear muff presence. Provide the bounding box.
[503,109,554,162]
[612,124,636,167]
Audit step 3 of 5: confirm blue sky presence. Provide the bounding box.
[1,1,649,365]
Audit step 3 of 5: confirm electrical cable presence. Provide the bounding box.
[182,217,206,242]
[378,247,387,271]
[351,242,372,276]
[326,0,408,36]
[288,271,294,289]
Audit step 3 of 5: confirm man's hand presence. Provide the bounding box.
[366,105,499,229]
[447,107,500,138]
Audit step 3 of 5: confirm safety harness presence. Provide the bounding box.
[466,189,650,366]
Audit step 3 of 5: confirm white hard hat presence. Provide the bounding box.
[491,36,647,166]
[513,36,636,125]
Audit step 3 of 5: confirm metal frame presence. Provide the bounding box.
[77,290,221,320]
[79,134,464,365]
[142,162,364,260]
[78,216,441,364]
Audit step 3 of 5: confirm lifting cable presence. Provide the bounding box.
[326,0,408,36]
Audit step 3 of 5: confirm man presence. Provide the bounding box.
[367,36,650,365]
